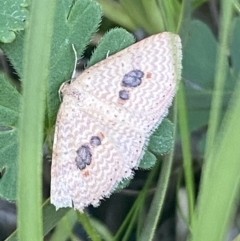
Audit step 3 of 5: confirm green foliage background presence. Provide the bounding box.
[0,0,240,240]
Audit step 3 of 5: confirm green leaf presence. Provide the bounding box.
[87,28,135,67]
[139,118,174,169]
[47,0,102,127]
[1,0,102,128]
[139,150,156,169]
[0,31,25,76]
[182,20,237,131]
[183,20,216,131]
[148,118,174,155]
[0,0,28,43]
[0,73,20,200]
[114,178,131,192]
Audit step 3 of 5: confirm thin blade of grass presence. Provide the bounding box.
[189,76,240,241]
[17,0,56,240]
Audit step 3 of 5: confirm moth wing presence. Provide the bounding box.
[51,32,182,211]
[51,94,144,211]
[70,32,182,133]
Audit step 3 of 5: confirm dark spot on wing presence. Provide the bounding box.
[122,69,144,88]
[90,136,101,147]
[75,145,92,170]
[119,90,129,100]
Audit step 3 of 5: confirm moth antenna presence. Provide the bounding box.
[57,45,77,102]
[58,82,66,102]
[71,44,78,82]
[58,87,62,102]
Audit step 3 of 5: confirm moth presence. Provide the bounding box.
[51,32,182,211]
